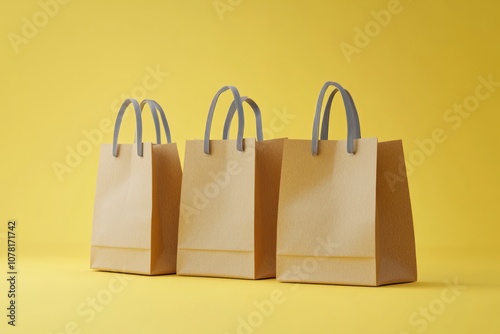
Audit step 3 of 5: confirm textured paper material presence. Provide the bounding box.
[177,138,284,279]
[276,138,416,286]
[91,142,182,275]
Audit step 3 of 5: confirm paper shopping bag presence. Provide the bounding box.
[91,99,182,275]
[177,86,284,279]
[276,82,417,286]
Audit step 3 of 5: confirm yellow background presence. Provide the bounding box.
[1,0,499,333]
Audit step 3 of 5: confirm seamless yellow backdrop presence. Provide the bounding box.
[0,0,499,333]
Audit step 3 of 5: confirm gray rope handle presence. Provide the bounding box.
[222,96,263,141]
[319,88,361,140]
[204,86,245,154]
[138,100,160,144]
[312,82,361,155]
[140,100,172,144]
[113,99,143,157]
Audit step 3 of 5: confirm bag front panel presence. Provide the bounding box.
[277,138,378,260]
[92,143,153,250]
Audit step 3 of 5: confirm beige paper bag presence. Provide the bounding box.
[276,82,417,286]
[91,99,182,275]
[177,86,284,279]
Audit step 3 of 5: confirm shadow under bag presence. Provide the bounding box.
[276,82,417,286]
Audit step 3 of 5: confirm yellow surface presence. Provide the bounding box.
[0,0,499,333]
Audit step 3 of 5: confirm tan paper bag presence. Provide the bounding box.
[177,86,284,279]
[276,82,417,286]
[91,99,182,275]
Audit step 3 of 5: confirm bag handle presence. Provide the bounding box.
[204,86,245,154]
[140,99,172,144]
[221,96,264,141]
[319,88,361,141]
[113,99,143,157]
[311,82,361,155]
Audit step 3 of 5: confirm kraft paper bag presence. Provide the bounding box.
[177,86,284,279]
[91,99,182,275]
[276,82,417,286]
